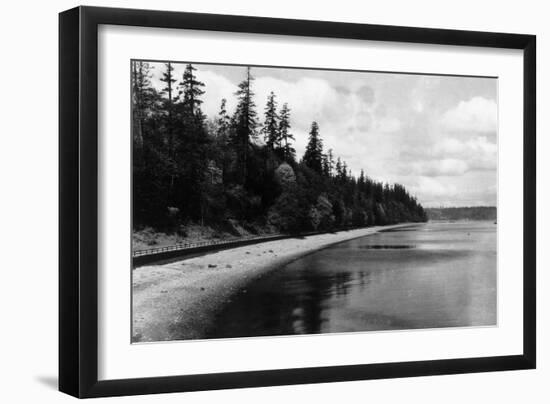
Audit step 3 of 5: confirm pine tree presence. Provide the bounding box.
[214,98,232,184]
[322,154,329,177]
[216,98,231,139]
[159,62,178,157]
[278,102,295,162]
[178,63,208,224]
[261,92,279,150]
[303,121,323,174]
[160,62,177,102]
[321,148,335,177]
[179,64,205,118]
[341,161,348,182]
[178,63,207,149]
[232,67,258,183]
[335,157,342,179]
[358,169,366,192]
[131,61,154,148]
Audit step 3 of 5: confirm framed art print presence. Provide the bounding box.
[59,6,536,398]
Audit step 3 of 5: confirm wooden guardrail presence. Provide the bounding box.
[132,234,285,257]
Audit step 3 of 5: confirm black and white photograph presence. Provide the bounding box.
[131,60,497,343]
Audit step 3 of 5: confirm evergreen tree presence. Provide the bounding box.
[179,64,205,118]
[215,98,233,185]
[341,161,348,182]
[322,149,335,177]
[232,67,258,183]
[178,63,207,150]
[278,102,295,162]
[216,98,231,139]
[326,149,334,177]
[160,62,177,102]
[177,63,209,223]
[322,154,329,177]
[131,61,155,148]
[159,62,178,158]
[358,169,366,191]
[335,157,343,179]
[303,121,323,174]
[132,61,166,228]
[261,92,279,150]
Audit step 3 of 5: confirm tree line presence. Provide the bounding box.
[132,61,427,234]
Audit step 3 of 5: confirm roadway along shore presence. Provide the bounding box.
[132,223,414,343]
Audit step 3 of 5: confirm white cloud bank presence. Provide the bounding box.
[440,96,497,134]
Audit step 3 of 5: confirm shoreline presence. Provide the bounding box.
[132,223,416,342]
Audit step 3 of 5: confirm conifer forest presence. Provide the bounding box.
[132,61,427,236]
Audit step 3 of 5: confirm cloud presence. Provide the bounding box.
[375,116,401,133]
[415,176,458,197]
[400,136,497,177]
[405,174,496,207]
[440,96,497,133]
[357,85,375,105]
[409,159,469,177]
[245,76,389,166]
[199,71,239,118]
[431,136,497,172]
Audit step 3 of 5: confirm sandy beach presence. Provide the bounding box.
[132,224,411,342]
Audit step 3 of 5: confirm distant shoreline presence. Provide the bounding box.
[426,206,496,221]
[132,223,415,343]
[428,219,497,222]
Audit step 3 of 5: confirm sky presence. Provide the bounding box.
[144,60,498,208]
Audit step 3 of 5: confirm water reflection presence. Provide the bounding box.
[205,221,497,339]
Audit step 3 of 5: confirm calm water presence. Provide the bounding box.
[206,221,497,339]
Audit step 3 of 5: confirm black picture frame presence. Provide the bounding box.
[59,6,536,398]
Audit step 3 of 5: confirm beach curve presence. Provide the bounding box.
[132,224,413,343]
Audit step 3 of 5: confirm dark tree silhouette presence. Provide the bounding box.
[131,61,155,148]
[302,121,323,174]
[180,64,205,117]
[278,102,295,163]
[261,91,279,150]
[216,98,231,139]
[160,62,178,158]
[231,67,258,183]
